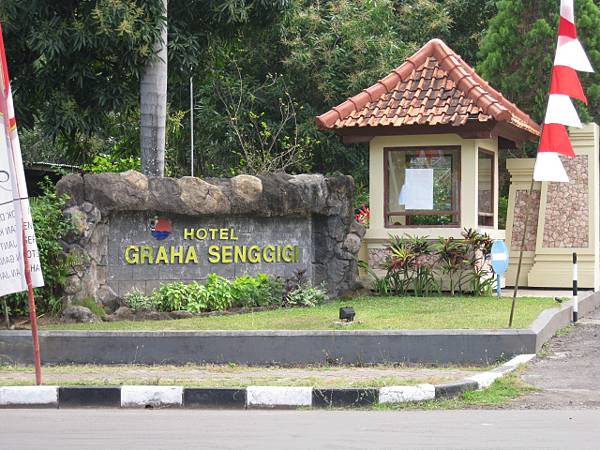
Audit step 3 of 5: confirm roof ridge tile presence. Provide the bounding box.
[316,38,540,139]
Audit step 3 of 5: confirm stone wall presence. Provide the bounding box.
[542,155,589,248]
[56,171,364,308]
[510,190,541,252]
[504,123,600,289]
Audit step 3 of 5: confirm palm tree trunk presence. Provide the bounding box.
[140,0,168,177]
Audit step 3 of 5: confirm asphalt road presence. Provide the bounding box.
[1,409,598,450]
[513,307,600,409]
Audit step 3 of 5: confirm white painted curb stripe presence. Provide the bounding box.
[379,384,435,404]
[121,386,183,408]
[467,354,536,389]
[0,386,58,406]
[247,386,312,407]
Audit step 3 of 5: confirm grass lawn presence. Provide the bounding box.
[43,296,556,331]
[374,371,535,410]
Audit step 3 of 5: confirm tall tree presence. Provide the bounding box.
[140,0,168,176]
[478,0,600,124]
[0,0,164,162]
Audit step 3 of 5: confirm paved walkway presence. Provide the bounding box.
[510,306,600,409]
[501,288,592,298]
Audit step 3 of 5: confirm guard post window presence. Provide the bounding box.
[385,146,460,227]
[478,149,494,227]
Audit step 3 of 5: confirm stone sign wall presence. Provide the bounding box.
[56,171,364,307]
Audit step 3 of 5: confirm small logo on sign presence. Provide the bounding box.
[150,217,172,241]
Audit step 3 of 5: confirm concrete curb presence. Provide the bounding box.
[0,354,535,409]
[247,386,312,408]
[121,386,183,408]
[2,292,596,366]
[0,386,58,408]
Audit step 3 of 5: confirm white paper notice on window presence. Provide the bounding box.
[398,168,434,210]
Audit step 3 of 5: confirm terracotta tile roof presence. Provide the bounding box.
[316,39,540,139]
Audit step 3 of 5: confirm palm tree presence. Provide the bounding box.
[140,0,168,176]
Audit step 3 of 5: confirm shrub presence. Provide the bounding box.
[231,273,284,307]
[82,154,141,173]
[123,288,153,312]
[204,274,233,311]
[146,274,298,314]
[2,179,73,319]
[368,230,493,297]
[184,282,209,313]
[285,284,327,308]
[151,282,190,312]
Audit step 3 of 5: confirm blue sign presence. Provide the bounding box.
[491,240,509,274]
[491,240,509,298]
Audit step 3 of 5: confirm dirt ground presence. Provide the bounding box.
[509,307,600,409]
[0,363,480,388]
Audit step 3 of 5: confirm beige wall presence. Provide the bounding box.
[365,134,502,257]
[505,123,600,289]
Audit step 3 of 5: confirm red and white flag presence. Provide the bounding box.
[533,0,594,182]
[0,23,44,297]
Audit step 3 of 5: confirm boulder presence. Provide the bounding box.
[61,306,100,323]
[349,220,367,239]
[83,171,149,212]
[169,310,194,320]
[96,285,121,312]
[231,175,262,203]
[147,176,184,212]
[108,306,135,321]
[56,174,84,207]
[178,177,231,215]
[342,233,362,255]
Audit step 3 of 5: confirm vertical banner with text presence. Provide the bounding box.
[0,23,44,297]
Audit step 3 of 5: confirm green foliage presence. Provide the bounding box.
[82,154,141,173]
[435,237,466,296]
[3,179,73,317]
[123,288,153,312]
[148,274,287,313]
[285,284,327,308]
[374,229,493,297]
[151,281,190,312]
[203,274,234,311]
[231,274,284,307]
[73,298,106,318]
[478,0,600,124]
[498,195,509,230]
[0,0,165,161]
[383,235,439,296]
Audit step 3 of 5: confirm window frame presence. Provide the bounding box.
[383,145,462,229]
[477,147,495,228]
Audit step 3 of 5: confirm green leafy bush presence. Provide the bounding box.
[231,273,284,307]
[151,282,191,312]
[204,274,233,311]
[285,284,327,308]
[184,282,209,313]
[371,229,494,297]
[123,288,153,312]
[2,179,73,318]
[82,154,141,173]
[145,274,305,314]
[150,275,233,313]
